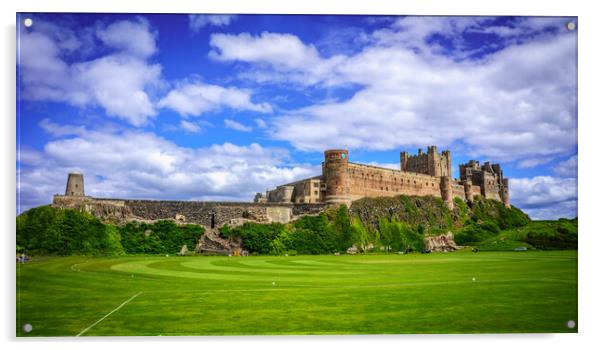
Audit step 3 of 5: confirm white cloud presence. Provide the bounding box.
[19,18,162,126]
[158,82,272,117]
[179,120,202,133]
[189,15,237,32]
[71,56,161,126]
[208,18,576,164]
[39,118,86,137]
[517,156,555,169]
[510,176,577,219]
[96,18,157,58]
[224,119,252,132]
[226,30,575,163]
[209,32,346,85]
[18,125,320,212]
[553,155,578,177]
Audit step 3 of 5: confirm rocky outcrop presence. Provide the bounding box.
[195,227,242,255]
[424,232,459,252]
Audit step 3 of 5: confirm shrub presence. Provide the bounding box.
[220,222,284,254]
[119,220,204,254]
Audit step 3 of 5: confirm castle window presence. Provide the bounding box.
[75,184,78,188]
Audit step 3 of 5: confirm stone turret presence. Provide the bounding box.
[463,179,473,203]
[501,178,510,208]
[440,176,453,209]
[323,149,350,205]
[65,172,84,197]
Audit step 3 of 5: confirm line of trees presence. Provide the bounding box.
[17,206,204,255]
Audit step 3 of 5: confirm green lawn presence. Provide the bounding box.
[16,250,577,336]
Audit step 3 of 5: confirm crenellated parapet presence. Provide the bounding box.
[400,145,452,177]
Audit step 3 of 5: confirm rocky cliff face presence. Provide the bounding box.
[424,232,459,252]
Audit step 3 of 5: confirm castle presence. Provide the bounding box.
[255,146,510,209]
[52,145,509,230]
[50,147,509,254]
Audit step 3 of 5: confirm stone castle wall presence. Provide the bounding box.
[53,195,326,226]
[346,162,443,200]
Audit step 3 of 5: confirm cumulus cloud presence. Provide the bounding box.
[209,32,346,85]
[210,19,576,164]
[17,121,319,212]
[224,119,252,132]
[18,18,162,126]
[158,81,272,117]
[510,176,577,219]
[96,18,157,58]
[189,15,237,32]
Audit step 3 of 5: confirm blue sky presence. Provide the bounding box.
[16,14,577,219]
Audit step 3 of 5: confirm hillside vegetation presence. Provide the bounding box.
[17,205,204,256]
[16,195,577,256]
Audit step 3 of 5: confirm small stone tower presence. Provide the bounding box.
[440,176,453,209]
[323,149,351,205]
[65,172,85,197]
[501,178,510,208]
[463,179,473,203]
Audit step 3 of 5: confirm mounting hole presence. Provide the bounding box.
[567,320,576,329]
[23,18,33,27]
[567,22,576,31]
[23,323,32,333]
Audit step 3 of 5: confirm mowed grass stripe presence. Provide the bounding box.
[17,251,577,336]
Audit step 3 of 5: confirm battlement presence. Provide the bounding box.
[459,159,509,206]
[400,145,452,178]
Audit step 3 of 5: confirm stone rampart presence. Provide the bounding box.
[53,195,327,226]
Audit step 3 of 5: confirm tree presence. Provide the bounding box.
[333,205,353,251]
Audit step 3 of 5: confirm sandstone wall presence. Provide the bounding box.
[451,182,466,200]
[347,162,442,200]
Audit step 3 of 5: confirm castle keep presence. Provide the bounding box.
[255,146,510,209]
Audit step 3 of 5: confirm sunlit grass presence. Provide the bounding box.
[16,251,577,336]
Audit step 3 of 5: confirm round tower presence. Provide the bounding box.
[65,172,85,197]
[280,185,294,203]
[440,176,453,209]
[323,149,350,205]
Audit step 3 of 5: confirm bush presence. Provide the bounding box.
[117,220,204,254]
[220,222,284,254]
